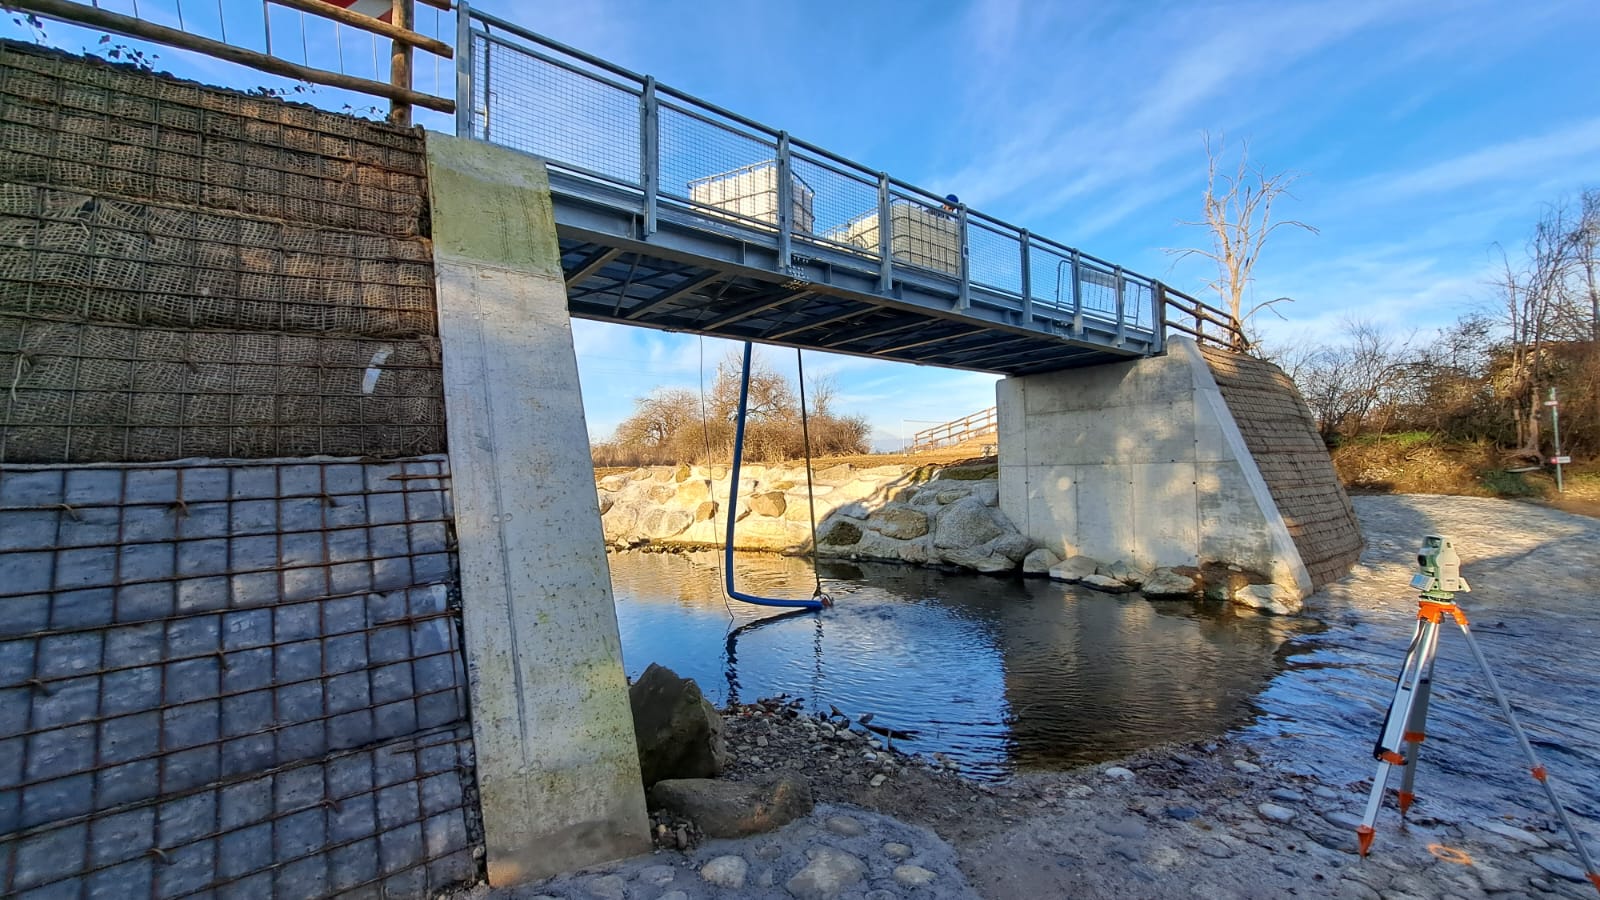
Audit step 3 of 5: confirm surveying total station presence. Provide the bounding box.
[1357,535,1600,894]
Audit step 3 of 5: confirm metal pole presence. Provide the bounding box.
[1069,248,1083,337]
[776,131,793,274]
[956,203,970,311]
[1113,265,1126,348]
[877,173,892,292]
[388,0,413,126]
[640,76,659,237]
[1548,387,1565,492]
[454,0,472,136]
[1151,282,1167,354]
[1019,229,1032,327]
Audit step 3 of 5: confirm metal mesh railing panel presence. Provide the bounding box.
[968,219,1022,296]
[791,151,880,257]
[881,191,961,278]
[661,103,785,230]
[470,33,640,185]
[0,458,480,899]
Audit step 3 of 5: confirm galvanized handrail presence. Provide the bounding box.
[457,3,1247,353]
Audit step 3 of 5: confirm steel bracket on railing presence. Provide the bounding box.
[640,76,659,238]
[1070,249,1084,337]
[877,173,892,292]
[1113,265,1126,348]
[455,1,473,137]
[1019,229,1032,326]
[957,204,970,311]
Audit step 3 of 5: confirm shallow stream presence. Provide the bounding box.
[610,550,1314,779]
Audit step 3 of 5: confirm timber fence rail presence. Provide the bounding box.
[911,407,998,453]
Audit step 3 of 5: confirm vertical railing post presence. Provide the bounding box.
[388,0,414,126]
[1113,265,1126,347]
[1069,248,1084,337]
[776,131,793,273]
[956,203,970,311]
[454,0,473,137]
[1019,229,1032,327]
[640,76,659,238]
[877,173,892,292]
[480,19,493,142]
[1151,282,1167,354]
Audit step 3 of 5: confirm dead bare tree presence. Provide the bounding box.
[1165,135,1318,350]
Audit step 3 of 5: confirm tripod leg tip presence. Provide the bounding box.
[1397,791,1415,816]
[1587,871,1600,895]
[1356,825,1375,856]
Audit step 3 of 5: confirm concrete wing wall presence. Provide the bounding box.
[998,338,1312,594]
[1199,346,1363,589]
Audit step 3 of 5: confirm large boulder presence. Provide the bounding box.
[749,491,788,518]
[1234,584,1304,616]
[1142,568,1200,598]
[934,497,1004,549]
[785,847,868,900]
[1048,555,1099,583]
[1080,573,1137,594]
[647,773,813,838]
[1099,559,1147,587]
[629,663,726,787]
[1022,548,1062,575]
[866,505,929,540]
[819,518,863,547]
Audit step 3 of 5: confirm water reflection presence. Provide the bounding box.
[608,550,1310,778]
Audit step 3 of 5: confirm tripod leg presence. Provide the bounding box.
[1397,651,1438,819]
[1358,618,1439,855]
[1456,621,1600,892]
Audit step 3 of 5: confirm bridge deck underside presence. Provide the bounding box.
[559,239,1142,375]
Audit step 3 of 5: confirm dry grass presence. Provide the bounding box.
[1333,432,1599,518]
[593,445,996,479]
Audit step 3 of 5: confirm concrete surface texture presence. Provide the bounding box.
[998,336,1313,596]
[427,134,649,885]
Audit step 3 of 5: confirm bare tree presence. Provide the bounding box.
[1166,135,1318,349]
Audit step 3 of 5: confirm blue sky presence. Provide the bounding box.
[8,1,1599,448]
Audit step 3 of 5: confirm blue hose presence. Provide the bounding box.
[723,341,828,610]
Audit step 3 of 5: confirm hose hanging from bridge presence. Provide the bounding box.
[723,341,830,611]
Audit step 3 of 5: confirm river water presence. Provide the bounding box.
[609,549,1316,779]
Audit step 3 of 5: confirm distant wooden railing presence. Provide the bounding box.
[911,407,998,453]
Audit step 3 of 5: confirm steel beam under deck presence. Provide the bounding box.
[548,172,1152,374]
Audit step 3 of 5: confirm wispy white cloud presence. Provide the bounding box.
[1351,117,1600,202]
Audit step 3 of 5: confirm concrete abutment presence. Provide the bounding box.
[998,338,1361,598]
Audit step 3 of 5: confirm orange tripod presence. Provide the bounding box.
[1356,595,1600,894]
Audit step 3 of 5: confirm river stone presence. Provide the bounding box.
[934,486,972,505]
[700,855,749,889]
[1142,568,1199,597]
[749,491,788,517]
[1234,584,1304,615]
[1532,853,1588,883]
[866,505,929,539]
[695,500,718,522]
[894,865,937,887]
[648,483,679,504]
[641,507,694,539]
[820,518,863,546]
[934,497,1004,548]
[1081,573,1136,593]
[597,494,614,516]
[677,479,710,504]
[1258,802,1296,823]
[648,773,813,837]
[989,533,1034,562]
[585,874,627,900]
[1022,548,1061,574]
[629,663,725,786]
[603,504,639,541]
[1100,559,1147,586]
[785,847,867,900]
[883,842,913,860]
[824,815,866,837]
[940,545,1017,573]
[639,865,676,886]
[1048,555,1099,582]
[598,474,629,492]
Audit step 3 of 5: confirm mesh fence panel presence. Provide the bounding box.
[791,151,879,258]
[0,458,480,899]
[967,219,1022,296]
[660,102,782,228]
[471,34,640,185]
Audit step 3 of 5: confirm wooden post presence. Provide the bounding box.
[389,0,414,126]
